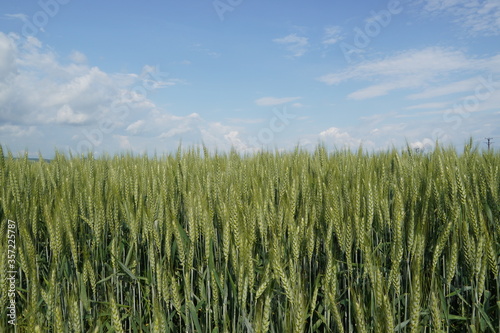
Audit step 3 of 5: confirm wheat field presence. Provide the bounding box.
[0,143,499,332]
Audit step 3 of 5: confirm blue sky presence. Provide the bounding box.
[0,0,499,157]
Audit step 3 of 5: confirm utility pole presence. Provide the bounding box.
[485,137,494,150]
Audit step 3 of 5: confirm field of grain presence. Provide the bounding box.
[0,144,499,332]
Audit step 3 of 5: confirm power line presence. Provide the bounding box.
[484,137,494,150]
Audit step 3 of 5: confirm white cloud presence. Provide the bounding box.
[0,32,187,131]
[319,127,365,147]
[0,32,16,79]
[224,131,248,151]
[255,96,301,106]
[200,121,249,150]
[126,120,145,135]
[347,82,401,100]
[139,65,184,89]
[408,77,479,99]
[319,127,351,139]
[358,106,500,150]
[405,102,450,110]
[322,26,343,45]
[0,35,118,126]
[273,34,309,57]
[0,124,39,137]
[317,46,500,100]
[114,135,132,150]
[227,118,265,124]
[55,105,89,125]
[158,128,190,139]
[410,138,435,151]
[319,47,470,85]
[118,111,246,152]
[192,43,221,58]
[0,32,230,156]
[151,112,202,140]
[4,13,28,22]
[423,0,464,12]
[422,0,500,35]
[69,51,87,64]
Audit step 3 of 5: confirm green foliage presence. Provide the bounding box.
[0,144,499,332]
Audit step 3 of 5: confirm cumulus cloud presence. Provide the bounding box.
[224,131,248,151]
[114,135,133,150]
[0,32,248,156]
[354,105,500,151]
[0,33,131,126]
[0,124,39,137]
[0,32,190,131]
[117,110,253,153]
[54,105,89,125]
[159,127,192,139]
[0,32,16,79]
[126,120,145,135]
[410,138,435,151]
[319,127,365,147]
[69,50,87,64]
[313,105,497,152]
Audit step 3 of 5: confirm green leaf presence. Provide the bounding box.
[475,303,495,332]
[446,314,467,321]
[395,319,410,330]
[188,301,203,332]
[117,259,138,282]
